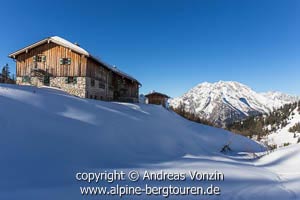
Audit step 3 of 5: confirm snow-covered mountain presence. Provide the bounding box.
[170,81,299,127]
[261,91,299,105]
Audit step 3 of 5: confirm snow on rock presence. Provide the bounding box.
[169,81,299,127]
[261,91,299,106]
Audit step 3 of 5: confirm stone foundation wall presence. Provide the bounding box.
[50,77,86,98]
[16,76,43,86]
[16,76,86,98]
[16,77,26,85]
[85,77,114,100]
[16,76,138,102]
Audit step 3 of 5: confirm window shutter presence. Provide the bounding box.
[42,56,46,62]
[60,58,64,65]
[67,58,71,65]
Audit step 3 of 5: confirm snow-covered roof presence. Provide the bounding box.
[9,36,90,57]
[9,36,141,85]
[145,92,170,98]
[51,36,90,56]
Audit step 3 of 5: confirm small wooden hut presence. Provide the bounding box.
[145,92,170,106]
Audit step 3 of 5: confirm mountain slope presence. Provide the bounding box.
[261,105,300,148]
[262,91,300,105]
[228,100,300,148]
[0,84,263,188]
[170,81,298,127]
[1,84,300,200]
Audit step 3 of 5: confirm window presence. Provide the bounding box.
[33,55,46,62]
[36,56,42,62]
[60,58,71,65]
[91,79,95,87]
[120,88,127,95]
[22,76,30,83]
[99,82,105,89]
[65,77,77,84]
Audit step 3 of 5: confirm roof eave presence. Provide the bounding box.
[8,37,89,58]
[145,92,169,98]
[9,38,50,58]
[89,55,141,85]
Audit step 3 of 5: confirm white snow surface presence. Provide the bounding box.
[0,84,299,200]
[255,144,300,199]
[170,81,299,126]
[261,107,300,148]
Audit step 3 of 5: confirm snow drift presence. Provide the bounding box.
[0,84,261,190]
[1,84,299,200]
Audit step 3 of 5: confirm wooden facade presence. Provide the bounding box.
[9,36,141,102]
[15,42,87,77]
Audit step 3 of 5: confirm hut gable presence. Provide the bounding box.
[145,92,170,106]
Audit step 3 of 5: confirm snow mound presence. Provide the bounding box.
[0,83,262,166]
[1,84,300,200]
[255,144,300,197]
[0,84,263,186]
[256,143,300,173]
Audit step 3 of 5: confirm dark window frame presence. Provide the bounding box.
[91,79,95,87]
[33,55,46,63]
[66,76,77,84]
[60,58,71,65]
[22,76,30,83]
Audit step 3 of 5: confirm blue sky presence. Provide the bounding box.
[0,0,299,97]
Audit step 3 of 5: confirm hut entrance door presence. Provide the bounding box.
[43,75,50,86]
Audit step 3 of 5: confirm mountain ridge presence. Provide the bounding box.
[169,81,299,127]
